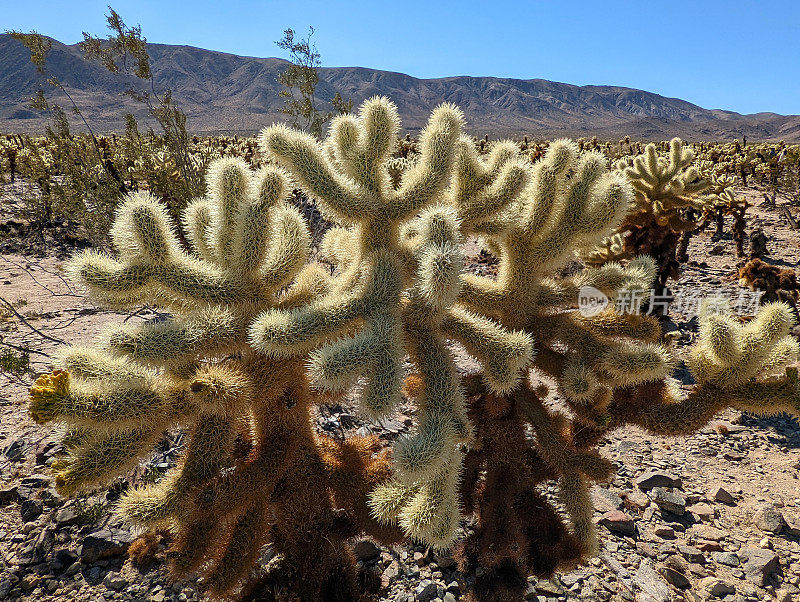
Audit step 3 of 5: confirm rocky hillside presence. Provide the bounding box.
[1,34,799,140]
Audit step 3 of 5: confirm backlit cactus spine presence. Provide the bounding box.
[29,157,400,600]
[253,97,533,547]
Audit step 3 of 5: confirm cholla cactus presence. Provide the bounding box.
[587,138,711,287]
[29,157,401,599]
[434,139,800,602]
[254,97,533,547]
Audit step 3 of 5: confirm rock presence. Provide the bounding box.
[80,529,136,564]
[102,571,128,590]
[741,547,780,585]
[599,510,636,536]
[709,485,735,505]
[55,507,80,527]
[592,487,624,512]
[691,524,725,541]
[659,566,690,589]
[777,586,799,602]
[700,577,735,597]
[712,551,739,567]
[649,487,686,516]
[0,485,19,505]
[19,498,43,522]
[678,544,704,564]
[687,502,714,521]
[354,539,381,561]
[653,525,675,539]
[753,505,786,534]
[635,470,682,491]
[3,438,28,461]
[414,579,437,601]
[633,563,670,602]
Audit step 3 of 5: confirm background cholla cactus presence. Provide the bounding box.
[28,157,403,600]
[739,258,799,308]
[586,138,711,289]
[253,97,533,548]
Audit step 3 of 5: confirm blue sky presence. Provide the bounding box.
[5,0,798,115]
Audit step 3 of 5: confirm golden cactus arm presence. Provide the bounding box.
[397,450,461,548]
[308,311,404,418]
[260,124,376,223]
[106,307,244,365]
[182,199,215,262]
[574,311,662,343]
[249,294,364,357]
[258,206,311,288]
[398,316,465,468]
[29,371,183,429]
[456,273,506,316]
[388,104,464,219]
[274,264,333,312]
[72,252,254,307]
[442,306,534,394]
[53,427,160,496]
[524,167,631,271]
[522,139,577,232]
[54,347,153,380]
[450,137,530,228]
[594,342,674,387]
[518,385,613,554]
[118,411,238,529]
[203,501,270,595]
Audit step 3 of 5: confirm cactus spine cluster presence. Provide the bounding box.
[27,98,800,602]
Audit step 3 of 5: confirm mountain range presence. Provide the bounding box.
[1,34,798,141]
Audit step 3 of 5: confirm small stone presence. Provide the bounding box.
[653,525,675,539]
[753,505,786,534]
[20,498,43,522]
[712,551,740,567]
[592,487,624,512]
[700,577,735,597]
[691,524,725,541]
[709,485,735,505]
[777,586,799,602]
[0,485,19,505]
[649,487,686,516]
[635,470,682,491]
[660,565,690,589]
[741,546,780,585]
[633,563,670,602]
[414,579,437,601]
[599,510,636,536]
[678,544,704,564]
[80,529,136,563]
[102,572,128,590]
[687,502,714,521]
[55,507,80,527]
[354,539,381,561]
